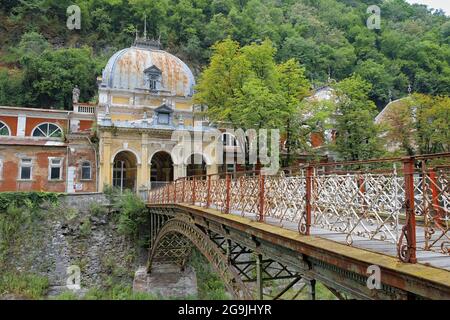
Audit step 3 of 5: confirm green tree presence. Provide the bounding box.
[381,98,416,156]
[195,39,312,166]
[333,75,383,161]
[277,59,310,164]
[355,59,395,106]
[0,69,26,106]
[195,39,310,132]
[380,94,450,156]
[412,94,450,154]
[0,0,449,112]
[21,47,100,109]
[194,38,251,123]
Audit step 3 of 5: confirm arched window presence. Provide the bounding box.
[81,161,92,180]
[0,121,11,136]
[221,133,239,147]
[32,123,63,138]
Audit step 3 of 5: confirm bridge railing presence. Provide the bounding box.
[147,153,450,263]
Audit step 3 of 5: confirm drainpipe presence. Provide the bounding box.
[66,110,71,193]
[85,136,99,192]
[66,145,71,193]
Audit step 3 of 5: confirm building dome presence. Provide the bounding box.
[101,45,195,97]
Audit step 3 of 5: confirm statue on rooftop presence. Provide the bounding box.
[72,86,80,104]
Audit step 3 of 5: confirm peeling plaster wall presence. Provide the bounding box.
[0,144,96,192]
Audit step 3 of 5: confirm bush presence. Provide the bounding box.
[103,184,120,204]
[51,285,159,300]
[189,249,229,300]
[0,272,49,299]
[82,285,158,300]
[79,217,92,237]
[89,202,108,216]
[0,205,33,262]
[51,291,79,300]
[0,192,62,212]
[113,191,147,238]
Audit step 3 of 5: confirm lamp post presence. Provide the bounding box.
[120,160,125,193]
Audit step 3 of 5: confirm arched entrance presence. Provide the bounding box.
[186,154,207,177]
[150,151,174,189]
[113,151,138,192]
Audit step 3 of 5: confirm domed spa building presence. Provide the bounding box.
[95,37,219,193]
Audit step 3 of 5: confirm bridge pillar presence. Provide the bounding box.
[255,253,264,300]
[307,279,316,300]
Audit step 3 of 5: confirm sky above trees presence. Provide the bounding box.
[406,0,450,14]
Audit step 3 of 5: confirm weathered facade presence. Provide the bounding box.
[0,105,97,192]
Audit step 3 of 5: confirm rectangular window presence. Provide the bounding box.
[158,113,169,125]
[81,161,91,180]
[150,79,157,90]
[19,158,32,180]
[0,159,3,180]
[48,158,62,180]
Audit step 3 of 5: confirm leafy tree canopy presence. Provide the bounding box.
[332,75,384,161]
[383,94,450,155]
[0,0,449,109]
[194,38,310,132]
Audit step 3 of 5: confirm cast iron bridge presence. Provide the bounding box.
[145,154,450,300]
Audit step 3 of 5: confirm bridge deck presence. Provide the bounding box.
[195,202,450,271]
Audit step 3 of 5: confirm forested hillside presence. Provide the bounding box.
[0,0,449,109]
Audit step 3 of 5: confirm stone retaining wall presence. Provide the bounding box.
[4,193,142,291]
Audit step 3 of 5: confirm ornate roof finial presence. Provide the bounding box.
[133,16,161,50]
[388,89,392,102]
[408,83,412,95]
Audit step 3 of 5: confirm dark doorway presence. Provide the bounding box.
[186,154,207,177]
[150,151,174,189]
[113,151,138,192]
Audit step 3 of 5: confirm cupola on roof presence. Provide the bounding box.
[101,38,195,97]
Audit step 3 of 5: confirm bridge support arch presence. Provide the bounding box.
[147,214,253,299]
[146,210,316,300]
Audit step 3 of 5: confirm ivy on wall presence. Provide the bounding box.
[0,192,62,212]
